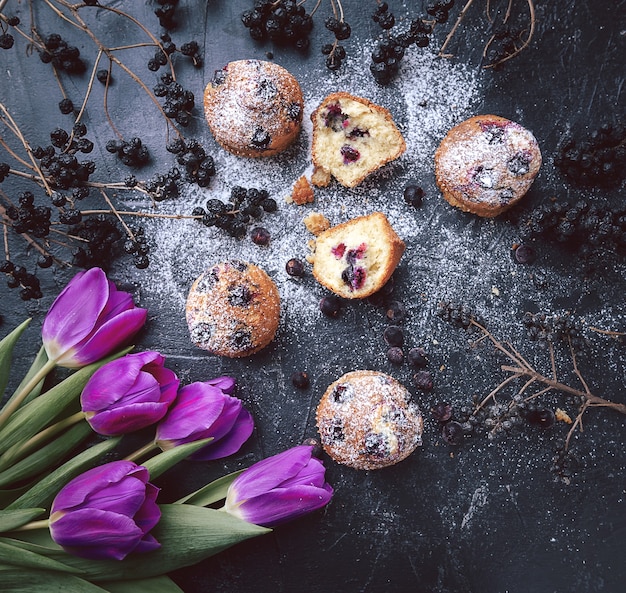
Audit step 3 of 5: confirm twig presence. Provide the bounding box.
[439,0,477,58]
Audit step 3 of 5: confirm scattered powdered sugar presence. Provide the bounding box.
[119,44,484,337]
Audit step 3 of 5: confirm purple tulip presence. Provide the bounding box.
[155,378,254,461]
[80,351,179,436]
[42,267,147,368]
[224,445,333,527]
[49,460,160,561]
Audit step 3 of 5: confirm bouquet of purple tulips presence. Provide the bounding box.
[0,268,333,591]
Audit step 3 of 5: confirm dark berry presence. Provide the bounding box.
[386,347,404,364]
[431,402,453,423]
[58,98,74,114]
[514,243,536,264]
[96,69,111,84]
[403,184,424,208]
[413,370,433,391]
[0,34,15,50]
[37,254,54,268]
[286,258,305,277]
[525,408,556,428]
[383,325,404,347]
[250,226,271,245]
[291,371,310,389]
[386,300,406,322]
[442,421,464,445]
[407,347,428,368]
[320,295,342,318]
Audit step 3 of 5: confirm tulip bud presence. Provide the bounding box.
[155,379,254,461]
[49,460,160,560]
[42,267,147,368]
[81,351,179,436]
[224,445,333,527]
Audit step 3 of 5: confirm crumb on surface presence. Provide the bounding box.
[288,175,315,205]
[304,211,331,236]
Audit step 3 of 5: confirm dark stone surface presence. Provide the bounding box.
[0,2,624,592]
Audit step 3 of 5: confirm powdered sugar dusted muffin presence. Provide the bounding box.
[316,370,423,470]
[434,114,542,217]
[204,60,304,158]
[312,212,405,299]
[185,260,280,358]
[310,92,406,188]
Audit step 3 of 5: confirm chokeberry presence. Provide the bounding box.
[442,421,463,445]
[387,347,404,364]
[286,258,305,277]
[383,325,404,347]
[291,371,310,389]
[431,402,453,423]
[250,226,271,245]
[320,295,342,318]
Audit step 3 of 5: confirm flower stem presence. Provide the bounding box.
[124,440,159,463]
[13,519,50,532]
[0,411,85,471]
[0,358,57,433]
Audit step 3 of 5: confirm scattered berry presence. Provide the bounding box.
[383,325,404,347]
[403,184,424,208]
[250,226,271,245]
[286,258,305,277]
[442,421,464,445]
[320,295,342,318]
[386,347,404,364]
[513,243,536,264]
[431,402,453,423]
[291,371,310,389]
[413,370,433,391]
[407,347,428,368]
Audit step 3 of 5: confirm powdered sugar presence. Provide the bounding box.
[119,44,483,336]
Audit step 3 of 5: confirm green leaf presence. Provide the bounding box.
[0,348,131,456]
[142,438,212,480]
[104,575,184,593]
[175,469,243,506]
[7,505,270,582]
[6,436,122,511]
[0,508,45,532]
[10,345,49,406]
[0,319,32,399]
[0,539,82,573]
[0,566,109,592]
[0,422,92,488]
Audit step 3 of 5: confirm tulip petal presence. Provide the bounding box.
[65,307,148,367]
[190,407,254,461]
[50,508,146,560]
[156,383,225,442]
[206,376,236,395]
[229,445,314,500]
[42,268,110,362]
[85,477,148,516]
[81,352,160,411]
[280,456,328,489]
[232,484,333,527]
[51,461,143,512]
[133,482,161,534]
[88,402,171,435]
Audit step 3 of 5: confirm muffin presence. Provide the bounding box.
[316,370,423,470]
[434,114,542,217]
[310,92,406,188]
[185,260,280,357]
[312,212,405,299]
[204,59,304,158]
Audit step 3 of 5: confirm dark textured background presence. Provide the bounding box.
[1,2,625,592]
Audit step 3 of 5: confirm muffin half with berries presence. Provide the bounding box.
[311,212,405,299]
[310,92,406,188]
